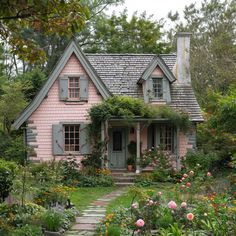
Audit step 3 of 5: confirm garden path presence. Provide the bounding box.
[65,188,126,236]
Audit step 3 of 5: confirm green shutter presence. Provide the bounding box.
[148,78,153,101]
[80,75,88,101]
[52,124,64,155]
[59,76,68,101]
[80,123,91,154]
[163,77,171,103]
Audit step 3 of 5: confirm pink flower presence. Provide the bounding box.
[182,177,185,180]
[136,219,145,227]
[181,202,187,208]
[181,184,186,189]
[148,200,154,205]
[186,182,191,187]
[187,213,194,221]
[183,173,188,178]
[132,203,138,209]
[189,170,194,175]
[168,201,177,209]
[207,172,212,177]
[158,191,162,196]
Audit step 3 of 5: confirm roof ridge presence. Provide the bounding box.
[86,53,177,56]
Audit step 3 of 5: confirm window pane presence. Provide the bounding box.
[69,77,80,99]
[64,125,80,152]
[113,131,122,151]
[152,78,163,99]
[160,125,173,152]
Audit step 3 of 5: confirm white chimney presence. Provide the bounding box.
[176,32,191,84]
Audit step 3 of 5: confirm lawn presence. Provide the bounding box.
[70,187,116,211]
[106,182,174,213]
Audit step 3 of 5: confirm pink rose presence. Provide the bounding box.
[187,213,194,221]
[168,200,177,209]
[182,177,185,180]
[207,172,212,177]
[132,203,138,209]
[186,182,191,187]
[183,173,188,178]
[148,200,154,205]
[181,202,187,208]
[181,184,185,189]
[189,170,194,175]
[136,219,145,227]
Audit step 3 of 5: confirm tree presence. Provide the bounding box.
[81,10,171,54]
[0,82,27,134]
[0,0,90,64]
[168,0,236,107]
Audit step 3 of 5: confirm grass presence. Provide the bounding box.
[106,182,175,213]
[70,187,116,211]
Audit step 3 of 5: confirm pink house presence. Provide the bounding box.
[13,33,203,172]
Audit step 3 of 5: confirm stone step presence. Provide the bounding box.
[115,182,134,186]
[112,176,135,182]
[72,223,96,231]
[82,213,105,217]
[76,217,101,224]
[83,209,106,213]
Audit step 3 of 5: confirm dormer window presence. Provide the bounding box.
[152,78,163,99]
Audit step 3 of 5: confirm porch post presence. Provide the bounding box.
[101,122,105,169]
[136,122,141,174]
[104,120,109,169]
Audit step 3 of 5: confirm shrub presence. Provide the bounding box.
[0,159,17,203]
[135,173,153,187]
[185,150,220,171]
[77,175,114,187]
[11,225,43,236]
[41,210,64,232]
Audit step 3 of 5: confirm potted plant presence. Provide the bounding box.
[127,156,135,172]
[127,141,137,171]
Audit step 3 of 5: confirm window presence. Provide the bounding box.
[113,131,122,151]
[68,77,79,99]
[160,125,173,152]
[64,125,80,152]
[152,78,163,99]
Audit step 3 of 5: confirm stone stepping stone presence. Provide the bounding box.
[82,213,106,217]
[76,216,101,224]
[72,223,96,231]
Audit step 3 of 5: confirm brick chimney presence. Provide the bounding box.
[176,32,192,84]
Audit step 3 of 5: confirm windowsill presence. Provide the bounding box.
[149,99,166,104]
[64,100,88,105]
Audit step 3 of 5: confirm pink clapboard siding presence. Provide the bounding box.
[152,66,164,76]
[28,53,103,162]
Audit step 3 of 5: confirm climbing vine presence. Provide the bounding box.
[89,96,191,139]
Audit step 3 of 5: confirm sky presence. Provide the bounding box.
[106,0,202,23]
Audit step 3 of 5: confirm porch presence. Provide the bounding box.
[101,118,182,173]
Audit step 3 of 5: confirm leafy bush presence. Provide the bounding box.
[41,210,64,232]
[0,159,17,203]
[185,150,220,170]
[78,174,114,187]
[135,173,153,187]
[11,225,43,236]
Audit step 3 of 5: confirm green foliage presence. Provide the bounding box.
[0,82,27,134]
[83,10,170,54]
[0,0,89,64]
[41,210,64,232]
[135,173,153,187]
[197,88,236,163]
[168,0,236,107]
[0,159,17,203]
[107,224,121,236]
[11,225,43,236]
[185,150,220,171]
[16,68,47,101]
[78,174,114,187]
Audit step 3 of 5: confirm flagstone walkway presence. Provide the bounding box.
[65,188,126,236]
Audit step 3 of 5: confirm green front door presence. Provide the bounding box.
[109,128,127,169]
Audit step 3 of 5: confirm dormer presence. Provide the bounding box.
[138,56,176,104]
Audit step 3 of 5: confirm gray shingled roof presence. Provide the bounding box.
[86,53,203,121]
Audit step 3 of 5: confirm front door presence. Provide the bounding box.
[108,128,127,169]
